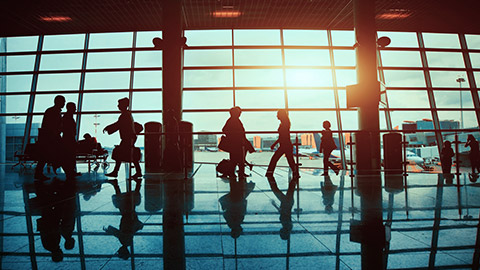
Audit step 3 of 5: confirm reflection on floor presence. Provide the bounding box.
[1,163,480,269]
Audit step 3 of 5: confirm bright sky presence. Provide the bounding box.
[2,30,480,147]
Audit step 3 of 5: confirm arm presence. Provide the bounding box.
[103,121,119,135]
[271,139,279,150]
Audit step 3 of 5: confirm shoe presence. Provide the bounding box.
[64,237,75,250]
[51,249,64,262]
[34,174,50,181]
[105,171,118,178]
[334,169,340,176]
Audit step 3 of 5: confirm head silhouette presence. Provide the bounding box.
[54,95,66,109]
[323,120,331,130]
[468,134,476,141]
[230,226,242,239]
[66,102,76,113]
[83,133,92,139]
[277,109,289,121]
[117,98,129,112]
[444,140,451,148]
[280,227,291,240]
[229,106,242,118]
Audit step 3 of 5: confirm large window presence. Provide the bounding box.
[1,30,479,165]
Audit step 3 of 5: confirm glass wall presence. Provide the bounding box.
[1,30,479,169]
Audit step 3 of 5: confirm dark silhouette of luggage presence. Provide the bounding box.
[216,159,233,177]
[112,145,141,162]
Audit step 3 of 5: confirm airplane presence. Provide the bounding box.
[405,150,424,166]
[293,146,320,158]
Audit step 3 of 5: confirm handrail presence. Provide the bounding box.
[139,128,480,136]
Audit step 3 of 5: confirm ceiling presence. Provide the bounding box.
[2,0,480,37]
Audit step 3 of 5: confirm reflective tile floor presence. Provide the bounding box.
[1,163,480,269]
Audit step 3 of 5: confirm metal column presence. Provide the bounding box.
[162,0,184,147]
[353,0,384,269]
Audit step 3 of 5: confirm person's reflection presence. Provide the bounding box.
[104,179,144,259]
[321,176,338,214]
[218,180,255,238]
[267,176,297,240]
[35,179,77,262]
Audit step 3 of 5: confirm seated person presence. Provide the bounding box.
[77,133,98,154]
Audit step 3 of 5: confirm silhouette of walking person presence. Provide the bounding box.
[266,109,299,178]
[104,179,144,259]
[104,98,142,179]
[465,134,480,174]
[35,95,66,180]
[267,176,297,240]
[218,180,255,239]
[35,180,77,262]
[62,102,79,178]
[320,120,339,176]
[222,106,253,179]
[320,175,338,213]
[440,140,455,175]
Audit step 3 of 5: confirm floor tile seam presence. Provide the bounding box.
[292,223,355,270]
[294,219,336,254]
[6,235,42,255]
[0,213,30,223]
[427,248,474,266]
[394,230,436,249]
[214,171,227,270]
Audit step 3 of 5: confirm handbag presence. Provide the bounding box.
[112,144,141,162]
[218,135,231,152]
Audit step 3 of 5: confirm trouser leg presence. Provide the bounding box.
[284,150,297,174]
[267,149,283,174]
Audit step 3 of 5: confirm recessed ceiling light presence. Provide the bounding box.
[39,15,72,22]
[211,8,242,18]
[376,9,411,19]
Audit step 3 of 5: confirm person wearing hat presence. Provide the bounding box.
[103,98,142,178]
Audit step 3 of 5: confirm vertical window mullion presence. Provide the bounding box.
[232,29,236,107]
[376,33,393,130]
[129,32,137,109]
[417,33,444,158]
[23,35,44,152]
[328,29,347,170]
[280,29,288,111]
[76,33,90,141]
[459,33,480,128]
